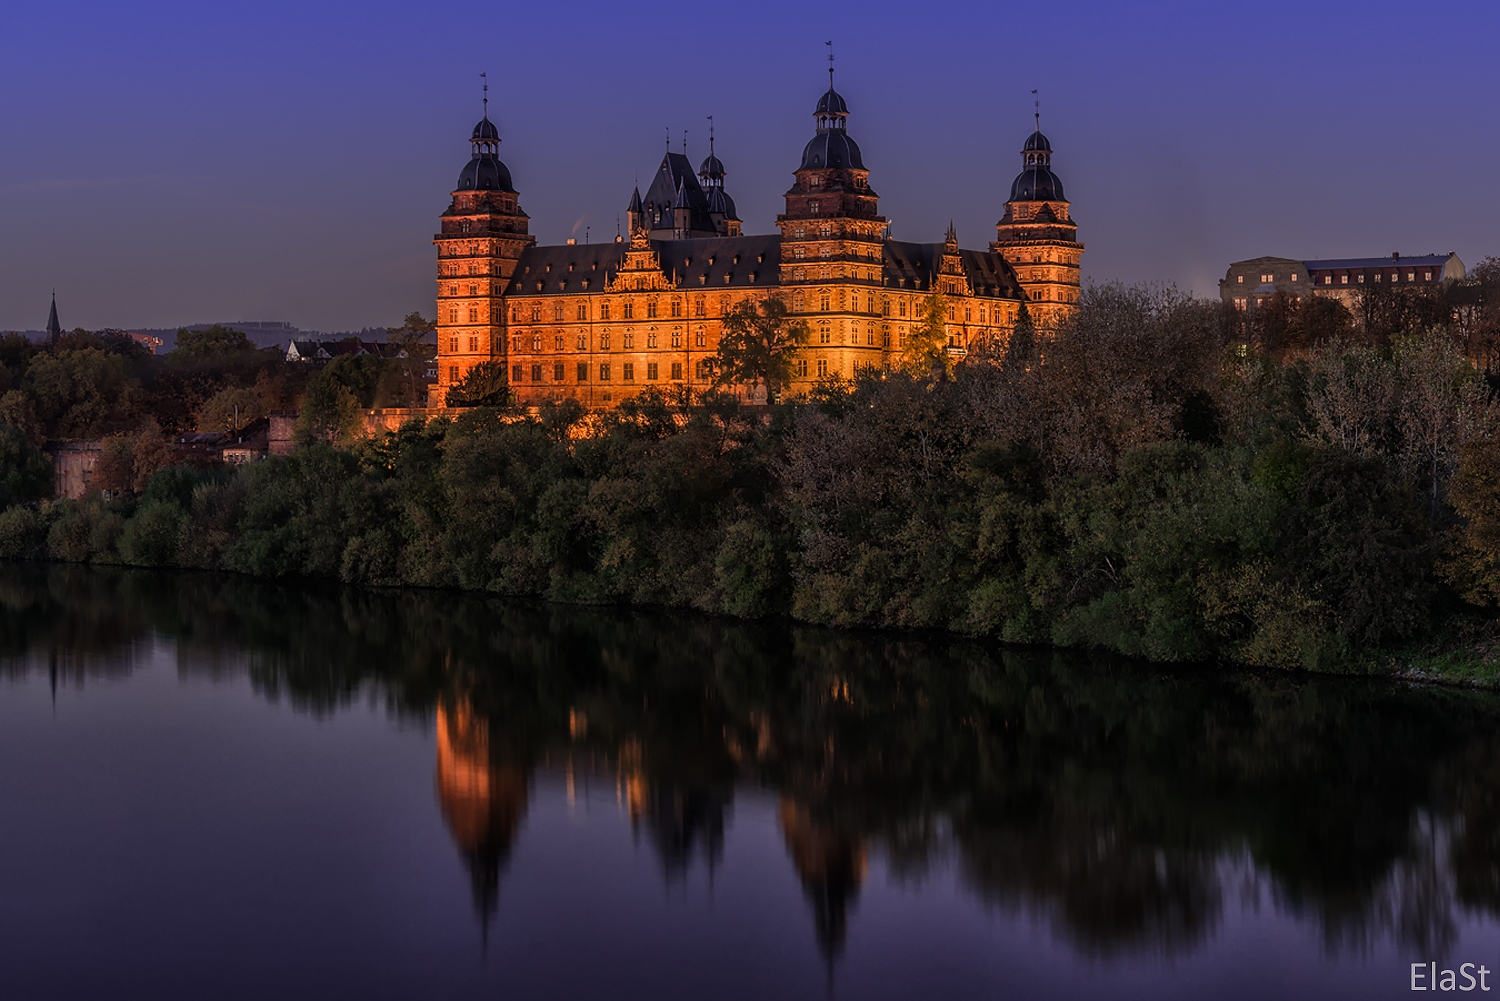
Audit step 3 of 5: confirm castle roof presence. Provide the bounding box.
[1010,163,1065,202]
[501,235,1023,301]
[641,153,717,233]
[458,154,514,193]
[1303,254,1451,270]
[800,129,865,171]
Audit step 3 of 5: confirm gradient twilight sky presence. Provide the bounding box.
[2,0,1496,333]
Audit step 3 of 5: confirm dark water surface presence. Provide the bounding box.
[2,566,1499,999]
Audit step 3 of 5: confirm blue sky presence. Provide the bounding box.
[2,0,1494,331]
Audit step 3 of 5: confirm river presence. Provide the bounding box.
[1,566,1497,999]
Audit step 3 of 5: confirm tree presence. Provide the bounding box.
[388,311,436,407]
[171,324,262,361]
[711,295,810,403]
[445,359,510,408]
[293,371,362,446]
[196,386,264,433]
[900,291,952,380]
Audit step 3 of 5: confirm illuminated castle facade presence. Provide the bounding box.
[433,80,1082,407]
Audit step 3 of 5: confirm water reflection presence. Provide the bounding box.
[4,564,1500,966]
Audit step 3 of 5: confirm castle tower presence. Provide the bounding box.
[776,63,887,383]
[991,114,1083,328]
[433,89,534,401]
[698,127,741,237]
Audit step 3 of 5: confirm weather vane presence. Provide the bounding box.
[1032,88,1039,131]
[826,40,834,87]
[481,72,488,115]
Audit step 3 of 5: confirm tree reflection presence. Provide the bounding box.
[6,563,1500,963]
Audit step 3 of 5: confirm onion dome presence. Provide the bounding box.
[705,185,738,220]
[1010,164,1064,201]
[458,153,514,192]
[800,130,864,170]
[815,87,848,115]
[1022,130,1051,152]
[457,111,514,192]
[699,152,726,179]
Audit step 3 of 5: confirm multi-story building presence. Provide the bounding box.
[1219,253,1465,311]
[433,78,1083,408]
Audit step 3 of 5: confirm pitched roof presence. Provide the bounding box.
[641,153,717,233]
[1304,255,1450,270]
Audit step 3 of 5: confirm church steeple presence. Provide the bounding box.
[46,293,61,348]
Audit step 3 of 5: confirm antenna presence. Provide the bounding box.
[826,40,834,88]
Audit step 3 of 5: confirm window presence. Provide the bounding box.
[965,307,972,322]
[577,333,586,350]
[820,292,831,311]
[532,334,541,351]
[600,363,611,381]
[531,305,542,321]
[449,336,458,352]
[449,366,459,384]
[601,331,611,350]
[816,359,828,377]
[512,364,523,382]
[882,325,890,347]
[670,362,683,380]
[647,330,658,349]
[899,300,907,318]
[795,268,805,282]
[810,201,820,215]
[695,327,706,347]
[623,302,634,319]
[671,299,682,318]
[1358,274,1364,283]
[623,363,635,381]
[819,325,831,344]
[1374,273,1382,283]
[719,296,729,315]
[1237,275,1244,284]
[553,362,564,381]
[531,364,542,382]
[601,302,611,320]
[695,298,705,317]
[797,359,808,377]
[1234,298,1247,310]
[671,329,682,349]
[511,306,520,322]
[449,308,458,323]
[1340,275,1348,284]
[1324,276,1332,285]
[623,331,634,349]
[554,334,563,351]
[468,307,479,322]
[1261,274,1273,283]
[577,362,588,382]
[1425,271,1433,281]
[646,362,659,380]
[866,326,874,345]
[577,303,588,321]
[646,300,657,319]
[1408,272,1416,281]
[795,246,806,259]
[1290,274,1298,282]
[882,297,890,317]
[468,335,479,352]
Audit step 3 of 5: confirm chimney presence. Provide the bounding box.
[1393,252,1400,262]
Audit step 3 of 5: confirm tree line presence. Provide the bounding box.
[6,277,1500,671]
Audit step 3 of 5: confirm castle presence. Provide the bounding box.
[432,73,1082,407]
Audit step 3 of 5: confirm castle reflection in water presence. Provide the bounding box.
[7,565,1500,964]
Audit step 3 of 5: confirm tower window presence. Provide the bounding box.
[600,363,611,381]
[577,362,588,382]
[623,302,635,320]
[468,308,479,322]
[554,302,564,321]
[532,334,541,351]
[671,299,682,318]
[670,328,682,349]
[468,335,478,352]
[449,336,458,353]
[577,333,586,350]
[469,284,478,296]
[554,362,564,382]
[695,327,706,347]
[577,303,588,321]
[797,359,808,377]
[647,330,658,349]
[647,300,658,319]
[601,302,611,320]
[819,325,831,344]
[531,364,542,382]
[670,362,682,380]
[512,364,524,382]
[695,298,705,317]
[531,305,542,321]
[554,334,563,351]
[449,308,458,323]
[647,362,659,381]
[623,331,634,349]
[816,359,828,377]
[623,363,635,381]
[601,331,611,350]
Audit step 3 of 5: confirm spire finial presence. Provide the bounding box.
[1032,88,1039,132]
[683,129,687,156]
[707,115,714,154]
[826,40,834,88]
[665,126,670,150]
[481,72,488,116]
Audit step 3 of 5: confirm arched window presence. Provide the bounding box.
[530,305,541,322]
[531,334,541,351]
[554,333,563,351]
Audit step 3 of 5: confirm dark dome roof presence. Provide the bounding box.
[815,87,848,115]
[699,152,725,177]
[458,153,515,192]
[1010,164,1065,202]
[1022,130,1051,152]
[800,130,864,170]
[705,186,738,220]
[472,116,499,141]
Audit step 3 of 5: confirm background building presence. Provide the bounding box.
[434,77,1082,408]
[1220,253,1465,311]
